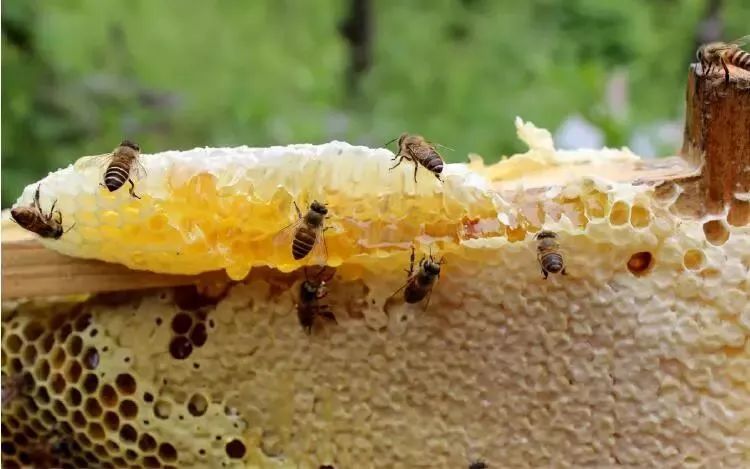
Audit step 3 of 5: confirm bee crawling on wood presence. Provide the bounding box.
[296,266,337,334]
[10,184,73,239]
[535,230,567,279]
[274,200,330,262]
[75,139,146,198]
[388,245,445,311]
[386,133,447,183]
[697,36,750,84]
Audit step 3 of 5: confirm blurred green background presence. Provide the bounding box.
[2,0,748,207]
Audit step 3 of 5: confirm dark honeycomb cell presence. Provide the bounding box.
[50,373,66,394]
[169,337,193,360]
[171,313,192,335]
[144,455,161,468]
[173,285,222,310]
[99,384,118,407]
[225,439,246,459]
[74,313,93,332]
[627,252,654,276]
[9,358,23,374]
[2,441,16,455]
[190,324,208,347]
[66,387,83,407]
[72,410,87,428]
[36,386,51,405]
[89,422,106,440]
[83,347,100,370]
[52,399,68,417]
[40,333,55,353]
[103,411,120,432]
[94,442,108,456]
[50,347,66,369]
[78,432,92,448]
[6,333,23,353]
[66,335,83,356]
[119,399,138,419]
[35,360,51,381]
[138,433,157,452]
[115,373,137,395]
[12,434,28,446]
[66,360,83,383]
[187,393,208,417]
[157,442,178,462]
[119,424,137,443]
[125,449,138,461]
[144,392,154,403]
[85,397,103,418]
[21,344,38,365]
[83,373,99,394]
[21,321,44,341]
[57,323,73,342]
[112,456,126,466]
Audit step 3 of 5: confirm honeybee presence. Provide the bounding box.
[27,433,69,469]
[469,460,488,469]
[389,246,445,310]
[274,200,329,262]
[697,36,750,83]
[386,133,446,183]
[2,372,30,408]
[75,139,146,198]
[10,184,71,239]
[535,230,567,279]
[296,267,337,334]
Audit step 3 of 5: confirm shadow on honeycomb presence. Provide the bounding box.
[1,285,258,469]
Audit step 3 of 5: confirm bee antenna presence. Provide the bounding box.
[383,136,399,147]
[64,223,76,234]
[434,143,454,152]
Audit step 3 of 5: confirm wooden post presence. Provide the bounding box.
[681,63,750,225]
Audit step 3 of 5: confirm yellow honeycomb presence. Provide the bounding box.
[3,119,750,467]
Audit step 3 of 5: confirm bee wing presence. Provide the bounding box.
[307,227,329,266]
[422,284,435,312]
[131,158,147,181]
[729,35,750,48]
[407,142,435,160]
[386,275,416,303]
[74,153,113,171]
[272,217,306,252]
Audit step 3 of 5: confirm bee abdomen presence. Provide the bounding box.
[541,252,565,273]
[292,225,316,260]
[404,284,427,304]
[727,49,750,70]
[104,162,130,192]
[422,154,444,174]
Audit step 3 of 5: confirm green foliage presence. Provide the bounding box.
[2,0,748,206]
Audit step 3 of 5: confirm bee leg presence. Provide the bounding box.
[33,184,42,210]
[542,269,548,280]
[128,179,141,199]
[413,163,419,183]
[293,201,302,219]
[721,57,730,85]
[388,156,405,171]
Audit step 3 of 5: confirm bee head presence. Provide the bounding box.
[120,140,141,152]
[696,46,704,62]
[310,200,328,215]
[535,230,558,240]
[302,280,319,295]
[424,259,442,276]
[398,133,408,146]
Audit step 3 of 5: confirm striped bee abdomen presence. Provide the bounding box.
[727,49,750,70]
[292,224,317,260]
[541,252,564,273]
[104,162,131,192]
[404,282,428,304]
[423,154,444,175]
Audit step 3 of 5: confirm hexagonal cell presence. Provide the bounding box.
[57,323,73,342]
[158,442,178,463]
[65,335,83,357]
[115,373,137,395]
[82,347,100,370]
[88,422,106,441]
[683,249,706,270]
[65,360,83,384]
[187,393,208,417]
[143,455,161,468]
[627,252,654,277]
[21,344,38,366]
[119,399,138,419]
[99,384,118,408]
[703,219,730,246]
[5,334,23,353]
[225,439,246,459]
[39,333,55,354]
[171,313,193,334]
[35,386,51,405]
[138,433,157,453]
[629,204,651,228]
[72,410,87,429]
[609,201,630,226]
[21,321,44,342]
[118,424,138,444]
[34,359,51,382]
[103,411,120,432]
[52,398,68,417]
[84,397,103,419]
[49,372,66,395]
[65,388,83,407]
[82,373,99,394]
[50,346,67,369]
[74,313,93,332]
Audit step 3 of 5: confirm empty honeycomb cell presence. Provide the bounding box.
[609,201,630,225]
[115,373,137,395]
[40,409,55,425]
[65,360,83,383]
[157,442,178,462]
[4,334,22,353]
[138,433,157,452]
[143,392,154,403]
[125,449,138,461]
[89,422,106,441]
[119,424,137,443]
[112,456,126,467]
[74,313,93,332]
[52,398,68,417]
[187,393,208,417]
[82,373,99,394]
[154,400,171,419]
[12,434,27,447]
[39,334,55,354]
[21,344,37,365]
[21,321,44,342]
[66,335,83,356]
[1,442,15,455]
[630,205,651,228]
[50,346,66,369]
[99,384,118,407]
[683,249,706,270]
[34,360,50,382]
[49,373,66,394]
[119,399,138,419]
[72,410,86,428]
[35,386,51,405]
[9,358,23,374]
[103,411,120,432]
[171,313,193,334]
[65,388,82,407]
[84,397,103,418]
[57,323,73,342]
[225,439,246,459]
[627,251,654,276]
[144,455,161,468]
[169,337,193,360]
[94,442,108,456]
[189,324,208,347]
[703,219,730,245]
[83,347,100,370]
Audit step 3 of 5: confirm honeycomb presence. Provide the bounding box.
[3,119,750,468]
